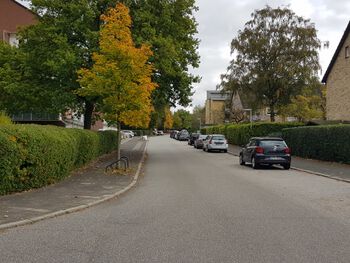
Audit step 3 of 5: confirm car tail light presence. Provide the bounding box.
[284,147,291,154]
[255,146,264,154]
[209,138,213,144]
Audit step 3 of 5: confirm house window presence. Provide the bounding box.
[346,46,350,59]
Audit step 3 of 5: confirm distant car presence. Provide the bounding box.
[157,130,164,136]
[194,134,207,149]
[239,137,291,170]
[177,130,190,141]
[170,130,177,138]
[203,134,228,153]
[122,130,134,138]
[188,133,199,145]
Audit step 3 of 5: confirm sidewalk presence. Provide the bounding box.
[228,144,350,183]
[0,137,147,228]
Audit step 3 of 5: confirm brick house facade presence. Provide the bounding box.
[322,21,350,121]
[0,0,36,46]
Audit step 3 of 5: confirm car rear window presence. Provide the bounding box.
[199,135,207,139]
[259,140,287,147]
[212,136,225,140]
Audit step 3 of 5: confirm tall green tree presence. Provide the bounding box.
[126,0,200,113]
[225,6,320,121]
[2,0,199,129]
[191,105,205,131]
[16,0,115,129]
[173,109,192,130]
[279,78,326,122]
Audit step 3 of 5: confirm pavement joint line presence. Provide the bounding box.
[227,150,350,184]
[0,139,148,232]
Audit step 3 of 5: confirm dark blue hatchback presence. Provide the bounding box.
[239,137,291,170]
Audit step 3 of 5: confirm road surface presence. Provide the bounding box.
[1,136,350,262]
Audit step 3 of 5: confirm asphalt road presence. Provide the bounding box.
[1,136,350,263]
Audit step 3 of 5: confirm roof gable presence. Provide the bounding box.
[322,21,350,83]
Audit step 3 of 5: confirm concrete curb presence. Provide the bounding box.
[0,140,148,231]
[227,150,350,184]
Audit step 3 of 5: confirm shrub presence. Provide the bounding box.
[0,111,12,125]
[283,125,350,163]
[0,125,118,195]
[201,122,304,145]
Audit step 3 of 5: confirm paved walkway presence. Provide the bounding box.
[0,137,146,226]
[228,144,350,183]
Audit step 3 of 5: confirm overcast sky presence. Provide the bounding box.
[18,0,350,111]
[189,0,350,111]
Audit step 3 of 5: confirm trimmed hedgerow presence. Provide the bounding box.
[282,125,350,164]
[201,122,304,145]
[0,125,118,195]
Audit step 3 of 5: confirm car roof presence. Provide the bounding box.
[251,137,284,140]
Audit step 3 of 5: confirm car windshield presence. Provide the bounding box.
[199,135,207,139]
[259,140,287,147]
[212,136,225,140]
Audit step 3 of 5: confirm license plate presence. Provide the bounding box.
[215,142,223,145]
[268,157,283,160]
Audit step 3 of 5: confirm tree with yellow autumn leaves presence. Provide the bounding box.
[77,3,157,160]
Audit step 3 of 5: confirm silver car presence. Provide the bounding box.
[203,134,228,153]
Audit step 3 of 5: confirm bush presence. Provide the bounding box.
[0,125,118,195]
[0,111,12,125]
[283,125,350,163]
[201,122,304,145]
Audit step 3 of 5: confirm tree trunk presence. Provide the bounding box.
[270,104,276,122]
[84,100,94,130]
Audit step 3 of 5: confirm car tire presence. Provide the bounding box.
[283,163,291,170]
[223,149,227,153]
[239,154,245,165]
[251,156,259,169]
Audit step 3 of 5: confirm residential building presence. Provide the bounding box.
[205,91,232,125]
[322,21,350,121]
[0,0,36,46]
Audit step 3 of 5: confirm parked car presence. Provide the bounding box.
[203,134,228,153]
[188,133,199,145]
[239,137,291,170]
[194,134,207,149]
[177,129,190,141]
[170,130,177,138]
[122,130,134,138]
[157,130,164,136]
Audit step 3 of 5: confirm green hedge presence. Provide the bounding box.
[283,125,350,163]
[201,122,304,145]
[0,125,118,195]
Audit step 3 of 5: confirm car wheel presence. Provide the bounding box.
[283,163,291,170]
[251,156,259,169]
[223,149,227,153]
[203,147,206,151]
[239,154,245,165]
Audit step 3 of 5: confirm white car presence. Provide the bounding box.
[122,130,134,138]
[203,134,228,153]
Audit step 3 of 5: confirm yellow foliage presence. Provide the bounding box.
[164,107,173,129]
[77,3,157,128]
[0,111,12,125]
